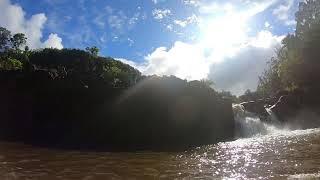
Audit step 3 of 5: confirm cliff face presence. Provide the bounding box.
[0,71,235,151]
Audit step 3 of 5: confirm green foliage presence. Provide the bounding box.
[238,89,260,102]
[0,26,142,89]
[217,90,238,103]
[0,27,11,51]
[102,59,142,87]
[200,78,214,87]
[11,33,27,51]
[0,57,23,71]
[257,0,320,97]
[0,27,27,52]
[26,48,142,88]
[257,57,284,97]
[295,0,320,40]
[85,46,99,56]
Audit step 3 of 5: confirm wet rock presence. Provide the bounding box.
[240,101,269,121]
[269,89,304,123]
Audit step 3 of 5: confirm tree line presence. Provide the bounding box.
[256,0,320,98]
[0,25,236,150]
[0,27,144,89]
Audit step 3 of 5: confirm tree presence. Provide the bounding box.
[0,57,23,71]
[200,78,214,87]
[257,56,284,97]
[295,0,320,40]
[85,46,99,56]
[218,90,238,102]
[0,27,11,51]
[257,0,320,96]
[11,33,27,51]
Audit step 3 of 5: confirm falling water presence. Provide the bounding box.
[265,105,280,123]
[232,104,285,138]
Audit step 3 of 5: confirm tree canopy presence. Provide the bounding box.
[257,0,320,97]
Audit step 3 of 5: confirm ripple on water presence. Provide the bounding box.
[0,128,320,179]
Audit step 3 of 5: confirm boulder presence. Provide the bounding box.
[270,93,302,122]
[240,100,269,121]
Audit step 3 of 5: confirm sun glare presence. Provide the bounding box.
[198,10,251,63]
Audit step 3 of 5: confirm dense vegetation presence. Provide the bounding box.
[256,0,320,98]
[234,1,320,124]
[0,27,235,150]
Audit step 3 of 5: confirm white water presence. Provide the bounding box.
[0,105,319,179]
[233,104,286,138]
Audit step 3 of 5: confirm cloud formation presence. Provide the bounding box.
[174,14,198,27]
[143,42,210,80]
[120,0,289,95]
[273,0,296,26]
[44,33,63,49]
[93,5,146,44]
[0,0,63,49]
[152,9,172,20]
[209,31,283,95]
[151,0,167,4]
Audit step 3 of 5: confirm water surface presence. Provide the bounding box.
[1,128,320,179]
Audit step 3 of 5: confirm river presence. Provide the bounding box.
[1,105,320,179]
[0,127,320,179]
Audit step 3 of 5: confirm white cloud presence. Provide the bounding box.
[250,30,284,48]
[143,42,210,80]
[174,14,198,27]
[183,0,201,7]
[152,9,171,20]
[44,33,63,49]
[95,5,145,42]
[129,11,145,26]
[132,31,283,95]
[273,0,297,26]
[209,31,284,95]
[191,0,278,16]
[117,0,288,95]
[174,20,188,27]
[116,58,146,72]
[166,24,173,31]
[0,0,63,49]
[108,11,127,31]
[152,0,167,4]
[199,2,234,14]
[208,45,278,95]
[115,0,288,95]
[265,21,270,28]
[127,38,134,46]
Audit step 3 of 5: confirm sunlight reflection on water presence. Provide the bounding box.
[0,128,320,179]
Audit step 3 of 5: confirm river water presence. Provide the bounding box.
[0,127,320,179]
[1,105,320,179]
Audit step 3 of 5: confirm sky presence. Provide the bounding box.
[0,0,302,95]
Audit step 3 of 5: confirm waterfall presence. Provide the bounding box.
[233,104,283,138]
[265,106,281,124]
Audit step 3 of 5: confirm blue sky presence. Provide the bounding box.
[0,0,302,95]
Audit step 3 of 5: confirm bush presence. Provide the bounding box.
[0,57,23,71]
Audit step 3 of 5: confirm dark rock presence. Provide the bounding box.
[240,101,269,121]
[269,89,304,123]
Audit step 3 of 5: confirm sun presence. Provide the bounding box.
[198,11,251,62]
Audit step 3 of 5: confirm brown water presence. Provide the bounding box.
[1,128,320,179]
